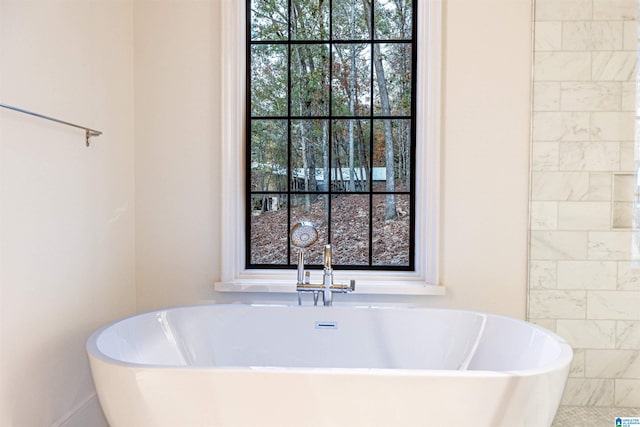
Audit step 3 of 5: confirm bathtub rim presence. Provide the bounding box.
[86,303,573,376]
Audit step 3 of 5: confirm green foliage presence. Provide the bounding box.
[251,0,288,40]
[374,0,412,40]
[251,120,288,191]
[332,0,370,40]
[291,0,329,40]
[291,44,330,116]
[251,45,288,117]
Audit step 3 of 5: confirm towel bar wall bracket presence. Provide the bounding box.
[0,103,103,147]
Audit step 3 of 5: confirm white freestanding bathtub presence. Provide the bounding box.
[87,304,572,427]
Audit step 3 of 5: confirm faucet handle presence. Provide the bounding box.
[330,279,356,294]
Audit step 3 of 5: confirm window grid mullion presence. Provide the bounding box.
[250,39,412,45]
[245,0,252,269]
[252,114,412,120]
[409,0,418,270]
[326,0,333,246]
[368,0,375,266]
[286,0,292,266]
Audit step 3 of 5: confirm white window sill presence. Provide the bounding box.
[215,274,446,296]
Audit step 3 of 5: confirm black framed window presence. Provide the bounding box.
[247,0,416,270]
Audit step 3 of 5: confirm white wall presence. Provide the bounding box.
[0,1,135,425]
[437,0,532,316]
[134,0,532,318]
[134,0,220,312]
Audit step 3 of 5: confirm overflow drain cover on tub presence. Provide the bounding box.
[315,321,338,330]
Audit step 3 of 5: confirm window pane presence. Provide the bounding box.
[291,120,329,192]
[372,119,411,192]
[250,119,288,192]
[331,194,370,265]
[332,43,371,116]
[374,0,413,40]
[290,44,330,116]
[372,194,410,266]
[247,0,416,270]
[250,193,288,264]
[290,0,329,40]
[331,119,371,192]
[250,0,288,41]
[290,194,328,265]
[251,44,288,117]
[332,0,371,40]
[373,43,412,116]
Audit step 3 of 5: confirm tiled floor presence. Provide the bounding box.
[552,406,640,427]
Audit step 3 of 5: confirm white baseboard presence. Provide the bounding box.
[51,393,108,427]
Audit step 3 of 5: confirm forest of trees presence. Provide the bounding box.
[249,0,414,267]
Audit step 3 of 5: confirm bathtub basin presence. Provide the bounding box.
[87,304,572,427]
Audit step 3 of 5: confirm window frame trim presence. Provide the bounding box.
[216,0,443,295]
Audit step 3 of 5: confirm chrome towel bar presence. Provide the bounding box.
[0,103,102,147]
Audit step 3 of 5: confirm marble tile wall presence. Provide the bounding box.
[530,0,640,410]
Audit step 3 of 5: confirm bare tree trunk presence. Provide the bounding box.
[319,7,330,224]
[357,120,370,191]
[347,0,357,192]
[301,121,311,213]
[292,13,319,213]
[363,0,395,220]
[404,122,410,190]
[293,45,312,212]
[374,50,396,220]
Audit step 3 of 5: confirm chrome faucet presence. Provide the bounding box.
[291,222,355,306]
